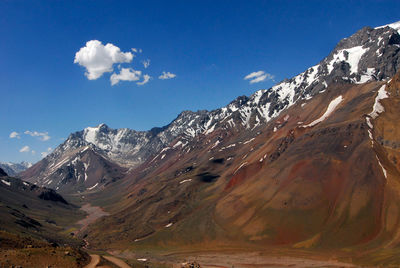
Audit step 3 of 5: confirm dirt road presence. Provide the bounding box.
[84,254,100,268]
[103,255,131,268]
[84,254,131,268]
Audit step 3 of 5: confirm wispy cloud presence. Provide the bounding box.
[19,146,30,153]
[142,59,150,69]
[24,130,51,141]
[244,70,274,84]
[137,74,151,86]
[159,71,176,80]
[131,48,142,53]
[74,40,134,80]
[110,68,141,86]
[41,147,52,158]
[9,131,20,139]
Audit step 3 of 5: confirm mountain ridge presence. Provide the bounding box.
[21,21,400,193]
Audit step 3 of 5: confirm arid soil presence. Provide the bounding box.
[109,249,357,268]
[171,252,355,268]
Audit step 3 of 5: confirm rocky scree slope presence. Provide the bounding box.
[0,173,88,267]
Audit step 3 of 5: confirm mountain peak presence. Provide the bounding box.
[376,20,400,33]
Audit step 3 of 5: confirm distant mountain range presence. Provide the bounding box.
[0,161,32,176]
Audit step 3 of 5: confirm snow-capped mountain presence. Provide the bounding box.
[21,21,400,192]
[0,161,32,176]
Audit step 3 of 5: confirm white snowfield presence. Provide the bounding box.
[328,46,369,74]
[302,95,343,128]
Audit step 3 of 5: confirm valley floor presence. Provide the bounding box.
[77,203,359,267]
[103,248,361,268]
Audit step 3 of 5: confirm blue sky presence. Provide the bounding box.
[1,0,399,163]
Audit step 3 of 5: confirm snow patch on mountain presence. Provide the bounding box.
[1,179,11,186]
[376,155,388,179]
[328,46,369,74]
[369,85,388,119]
[302,95,343,128]
[87,182,99,190]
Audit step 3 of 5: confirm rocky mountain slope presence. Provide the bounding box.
[21,22,400,195]
[82,70,400,265]
[73,22,400,264]
[0,170,88,267]
[0,170,81,239]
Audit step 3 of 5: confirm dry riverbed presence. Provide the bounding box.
[76,203,109,234]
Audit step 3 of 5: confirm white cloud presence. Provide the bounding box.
[131,48,142,53]
[249,73,274,84]
[137,74,151,86]
[31,150,36,155]
[19,146,30,153]
[74,40,134,80]
[9,131,20,139]
[159,71,176,80]
[24,130,51,141]
[110,68,142,86]
[41,147,52,158]
[244,71,265,80]
[142,59,150,68]
[244,70,274,84]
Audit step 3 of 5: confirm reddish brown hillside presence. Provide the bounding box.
[82,73,400,266]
